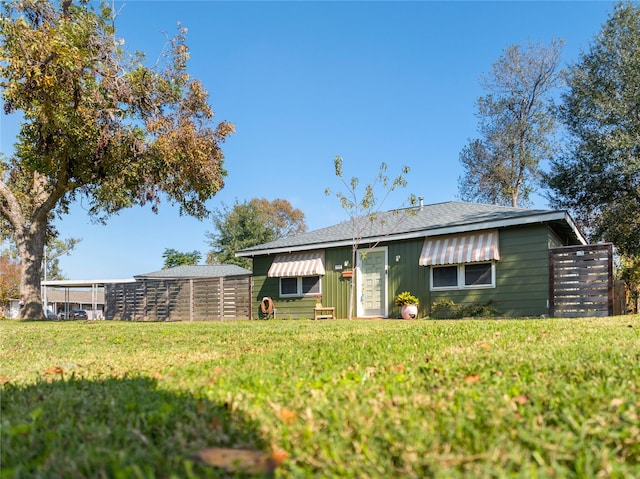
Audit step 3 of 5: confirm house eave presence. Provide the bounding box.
[236,210,586,257]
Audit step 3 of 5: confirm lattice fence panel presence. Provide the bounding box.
[106,276,251,321]
[549,244,613,317]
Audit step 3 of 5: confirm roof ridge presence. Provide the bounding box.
[236,201,575,256]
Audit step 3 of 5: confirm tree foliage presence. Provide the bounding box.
[0,254,20,315]
[206,198,306,269]
[545,2,640,260]
[162,248,201,269]
[459,40,564,207]
[44,237,80,280]
[325,156,416,319]
[0,0,233,318]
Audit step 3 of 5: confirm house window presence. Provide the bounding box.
[464,263,492,286]
[280,277,298,296]
[301,276,320,295]
[431,262,495,290]
[280,276,321,297]
[432,266,458,288]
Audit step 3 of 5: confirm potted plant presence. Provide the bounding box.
[395,291,419,319]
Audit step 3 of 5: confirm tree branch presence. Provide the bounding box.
[0,180,24,230]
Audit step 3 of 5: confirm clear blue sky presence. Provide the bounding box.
[0,1,616,279]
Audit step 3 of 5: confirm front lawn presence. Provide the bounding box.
[1,316,639,478]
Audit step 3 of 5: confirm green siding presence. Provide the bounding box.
[429,225,553,317]
[386,239,431,318]
[249,224,574,319]
[252,249,353,319]
[323,247,353,319]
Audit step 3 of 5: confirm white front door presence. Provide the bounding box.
[356,247,388,318]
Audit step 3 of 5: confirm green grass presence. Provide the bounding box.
[1,316,639,478]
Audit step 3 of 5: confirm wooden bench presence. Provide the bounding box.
[314,306,335,320]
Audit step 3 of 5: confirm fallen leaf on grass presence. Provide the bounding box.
[464,374,481,384]
[0,376,9,384]
[609,398,624,408]
[271,447,288,464]
[43,366,64,376]
[512,394,529,405]
[193,447,287,474]
[479,343,491,350]
[277,407,297,425]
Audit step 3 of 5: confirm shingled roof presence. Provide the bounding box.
[236,201,585,257]
[135,264,251,280]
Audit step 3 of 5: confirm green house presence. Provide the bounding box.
[237,201,587,319]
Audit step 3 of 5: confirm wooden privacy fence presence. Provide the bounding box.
[105,276,252,321]
[549,244,613,317]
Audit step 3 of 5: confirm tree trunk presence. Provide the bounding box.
[15,223,46,320]
[1,171,61,320]
[348,247,357,320]
[348,278,354,320]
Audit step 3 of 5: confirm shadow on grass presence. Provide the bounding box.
[1,376,269,478]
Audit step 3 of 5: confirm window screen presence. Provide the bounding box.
[301,276,320,294]
[432,266,458,288]
[280,277,298,295]
[464,263,492,286]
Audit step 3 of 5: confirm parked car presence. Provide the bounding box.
[69,310,88,319]
[43,310,58,320]
[60,309,88,320]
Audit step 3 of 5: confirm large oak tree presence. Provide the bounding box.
[0,0,233,318]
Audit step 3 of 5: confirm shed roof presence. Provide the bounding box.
[135,264,252,280]
[237,201,586,257]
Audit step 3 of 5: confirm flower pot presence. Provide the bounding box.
[401,304,418,319]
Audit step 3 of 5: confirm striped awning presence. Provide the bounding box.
[267,251,325,277]
[419,230,500,266]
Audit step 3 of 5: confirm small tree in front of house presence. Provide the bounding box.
[325,156,416,319]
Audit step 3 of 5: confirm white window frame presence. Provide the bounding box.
[279,276,322,298]
[430,262,496,291]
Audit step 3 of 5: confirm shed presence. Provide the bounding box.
[105,264,252,321]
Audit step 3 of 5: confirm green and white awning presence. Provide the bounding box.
[267,251,325,277]
[419,230,500,266]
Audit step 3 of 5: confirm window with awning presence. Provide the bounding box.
[419,230,500,266]
[267,251,325,277]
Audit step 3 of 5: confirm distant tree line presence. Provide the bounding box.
[160,197,306,271]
